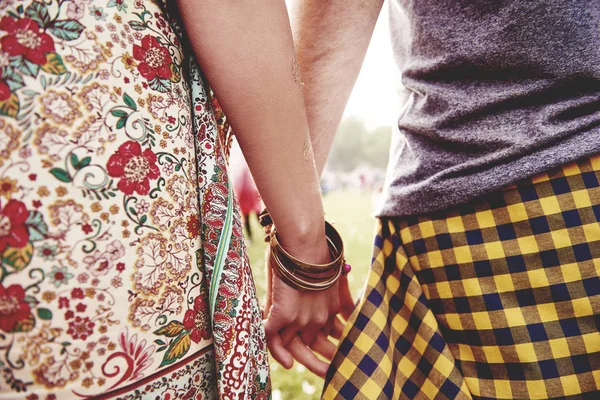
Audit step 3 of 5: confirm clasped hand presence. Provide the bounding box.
[263,260,355,377]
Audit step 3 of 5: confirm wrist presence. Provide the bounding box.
[278,234,330,265]
[268,220,347,292]
[274,218,330,265]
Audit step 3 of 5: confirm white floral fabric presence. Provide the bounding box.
[0,1,270,399]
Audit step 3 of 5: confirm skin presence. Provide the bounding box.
[261,0,386,375]
[176,0,343,377]
[284,0,385,374]
[290,0,385,175]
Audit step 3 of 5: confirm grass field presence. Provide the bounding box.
[245,190,378,399]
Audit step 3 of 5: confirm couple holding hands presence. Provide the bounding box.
[1,0,599,399]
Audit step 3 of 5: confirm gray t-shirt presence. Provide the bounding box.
[380,0,600,217]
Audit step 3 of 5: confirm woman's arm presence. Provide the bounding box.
[176,0,338,375]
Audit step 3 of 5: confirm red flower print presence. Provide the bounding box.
[182,295,210,343]
[67,316,95,340]
[58,297,69,309]
[0,284,31,332]
[75,303,86,313]
[64,310,74,320]
[107,141,160,196]
[0,17,55,65]
[133,35,172,81]
[81,223,93,234]
[186,215,200,239]
[116,262,125,272]
[71,288,84,299]
[0,199,30,254]
[0,74,10,101]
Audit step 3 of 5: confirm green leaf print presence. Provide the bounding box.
[116,117,127,129]
[3,69,25,92]
[159,331,191,367]
[11,56,39,78]
[154,321,185,338]
[48,20,86,41]
[0,94,19,118]
[41,53,67,75]
[25,2,51,28]
[123,93,137,110]
[128,21,146,31]
[2,243,34,272]
[70,153,80,169]
[111,109,128,117]
[26,211,48,242]
[49,168,72,183]
[37,308,52,320]
[149,77,171,93]
[79,157,91,169]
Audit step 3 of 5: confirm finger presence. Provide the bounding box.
[309,332,337,361]
[264,304,295,369]
[321,317,334,336]
[280,324,300,347]
[339,274,355,320]
[331,315,345,339]
[263,310,287,338]
[300,324,321,348]
[266,332,293,369]
[287,335,329,378]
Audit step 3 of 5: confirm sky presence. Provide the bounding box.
[342,2,405,130]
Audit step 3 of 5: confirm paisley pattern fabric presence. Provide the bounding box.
[0,1,270,399]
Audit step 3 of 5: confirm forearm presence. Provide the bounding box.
[177,0,326,253]
[290,0,383,174]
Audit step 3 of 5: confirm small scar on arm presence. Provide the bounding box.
[293,55,304,87]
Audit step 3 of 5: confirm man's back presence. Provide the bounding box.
[381,0,600,216]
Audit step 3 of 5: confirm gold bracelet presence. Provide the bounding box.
[269,222,344,268]
[270,250,342,292]
[267,220,351,292]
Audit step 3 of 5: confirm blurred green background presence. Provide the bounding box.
[246,190,378,400]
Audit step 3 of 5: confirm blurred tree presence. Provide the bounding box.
[326,117,392,172]
[365,125,392,170]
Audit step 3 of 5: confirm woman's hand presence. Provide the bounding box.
[264,275,340,377]
[262,237,337,376]
[263,238,357,377]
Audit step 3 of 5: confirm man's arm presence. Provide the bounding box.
[290,0,384,175]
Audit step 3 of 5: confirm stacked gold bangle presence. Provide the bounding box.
[260,210,351,292]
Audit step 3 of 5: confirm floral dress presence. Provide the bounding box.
[0,1,270,399]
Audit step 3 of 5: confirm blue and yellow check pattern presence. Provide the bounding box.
[323,156,600,399]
